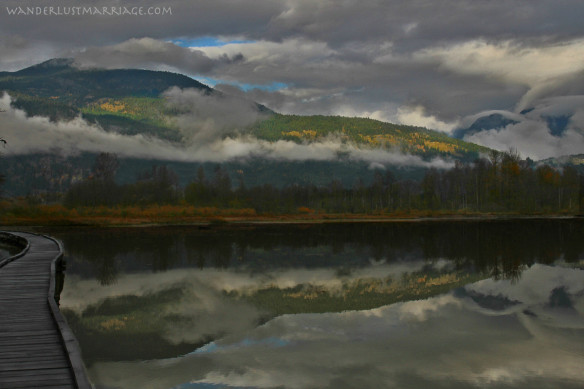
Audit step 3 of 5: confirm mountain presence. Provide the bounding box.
[453,96,584,144]
[1,58,486,157]
[452,113,519,139]
[2,58,212,101]
[536,154,584,171]
[0,58,496,197]
[0,58,214,141]
[251,114,490,161]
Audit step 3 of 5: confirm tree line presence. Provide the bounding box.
[64,151,584,214]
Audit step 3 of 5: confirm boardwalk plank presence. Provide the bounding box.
[0,380,75,389]
[0,361,71,372]
[0,354,69,363]
[0,376,74,385]
[0,384,72,388]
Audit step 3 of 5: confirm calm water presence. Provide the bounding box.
[43,220,584,389]
[0,241,22,259]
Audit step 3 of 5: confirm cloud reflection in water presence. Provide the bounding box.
[82,265,584,389]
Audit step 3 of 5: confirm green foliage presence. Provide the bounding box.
[9,92,79,121]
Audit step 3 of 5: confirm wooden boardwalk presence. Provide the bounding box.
[0,231,92,389]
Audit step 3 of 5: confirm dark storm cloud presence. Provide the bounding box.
[72,37,239,74]
[0,35,58,71]
[210,40,527,121]
[0,0,285,46]
[262,0,584,49]
[3,0,584,62]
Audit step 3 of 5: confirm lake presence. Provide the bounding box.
[0,241,22,260]
[43,220,584,389]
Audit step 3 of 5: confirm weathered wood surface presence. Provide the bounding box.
[0,232,92,389]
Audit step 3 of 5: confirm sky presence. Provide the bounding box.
[1,0,584,159]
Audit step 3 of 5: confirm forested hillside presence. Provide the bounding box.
[1,58,488,161]
[251,114,489,160]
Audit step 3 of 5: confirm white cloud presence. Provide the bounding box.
[461,96,584,159]
[397,105,459,133]
[417,39,584,88]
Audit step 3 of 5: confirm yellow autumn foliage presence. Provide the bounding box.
[100,318,126,331]
[302,129,317,138]
[424,141,457,153]
[282,130,303,138]
[282,129,318,139]
[99,101,126,113]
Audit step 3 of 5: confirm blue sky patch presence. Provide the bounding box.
[194,76,288,92]
[172,36,255,48]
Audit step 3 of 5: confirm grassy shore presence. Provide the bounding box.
[0,201,579,226]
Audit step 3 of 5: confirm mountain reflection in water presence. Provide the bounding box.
[43,220,584,389]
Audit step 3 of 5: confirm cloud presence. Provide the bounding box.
[460,96,584,159]
[397,105,459,133]
[464,120,584,160]
[194,38,525,121]
[517,70,584,112]
[2,1,584,50]
[0,92,452,168]
[162,86,264,143]
[0,35,60,71]
[416,39,584,89]
[0,0,285,48]
[72,37,244,75]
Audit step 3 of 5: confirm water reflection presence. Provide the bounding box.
[41,220,584,389]
[85,265,584,389]
[0,241,22,259]
[54,220,584,285]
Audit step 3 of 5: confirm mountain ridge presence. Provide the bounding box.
[1,58,491,161]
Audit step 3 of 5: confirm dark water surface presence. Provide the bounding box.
[0,241,23,259]
[41,220,584,389]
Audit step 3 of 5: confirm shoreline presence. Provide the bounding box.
[1,212,582,228]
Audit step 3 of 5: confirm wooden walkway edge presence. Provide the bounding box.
[0,231,93,389]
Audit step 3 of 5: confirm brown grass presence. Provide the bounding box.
[0,200,573,226]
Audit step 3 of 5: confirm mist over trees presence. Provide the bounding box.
[62,150,583,215]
